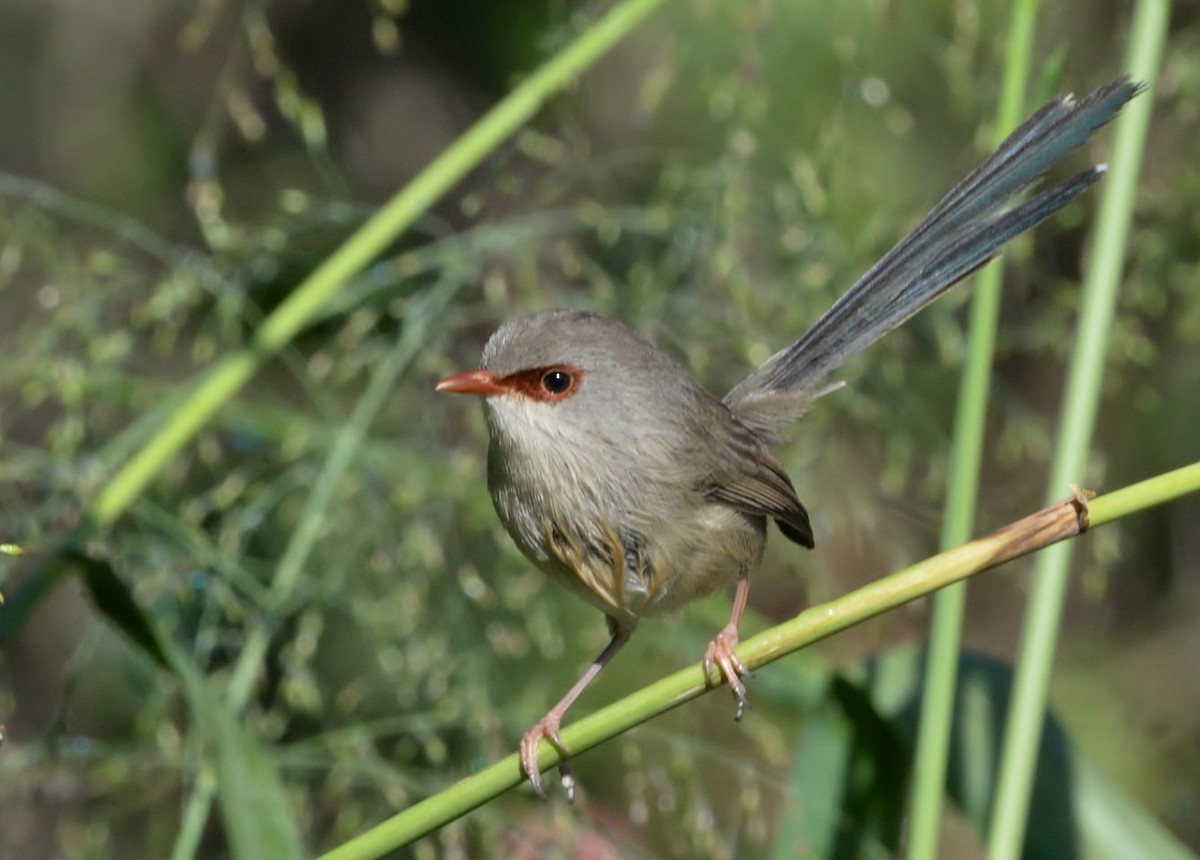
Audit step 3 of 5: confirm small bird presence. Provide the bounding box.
[437,77,1139,799]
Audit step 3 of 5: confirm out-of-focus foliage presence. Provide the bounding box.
[0,1,1197,858]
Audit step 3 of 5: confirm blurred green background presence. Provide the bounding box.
[1,1,1197,857]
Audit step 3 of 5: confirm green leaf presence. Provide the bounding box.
[771,675,909,860]
[210,701,305,860]
[862,645,1197,860]
[178,660,305,860]
[772,695,853,860]
[69,548,172,670]
[1072,755,1196,860]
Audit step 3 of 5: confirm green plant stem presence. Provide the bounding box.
[986,4,1169,857]
[317,462,1200,860]
[170,763,217,860]
[905,3,1040,855]
[88,0,670,530]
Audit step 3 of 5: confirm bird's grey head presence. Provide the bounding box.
[478,309,700,448]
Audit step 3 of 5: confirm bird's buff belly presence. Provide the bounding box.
[506,507,764,626]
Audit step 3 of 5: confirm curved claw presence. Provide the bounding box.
[515,625,634,803]
[704,625,751,721]
[519,716,575,801]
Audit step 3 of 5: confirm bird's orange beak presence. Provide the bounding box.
[436,369,509,396]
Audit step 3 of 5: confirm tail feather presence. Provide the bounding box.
[725,76,1140,415]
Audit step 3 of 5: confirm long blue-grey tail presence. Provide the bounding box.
[726,76,1140,412]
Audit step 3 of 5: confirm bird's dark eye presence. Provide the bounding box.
[541,370,572,394]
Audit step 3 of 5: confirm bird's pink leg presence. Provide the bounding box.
[520,623,632,801]
[703,567,751,720]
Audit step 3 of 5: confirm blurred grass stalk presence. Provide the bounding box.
[988,2,1170,859]
[904,0,1042,856]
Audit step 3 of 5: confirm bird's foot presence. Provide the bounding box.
[703,624,751,720]
[519,714,576,802]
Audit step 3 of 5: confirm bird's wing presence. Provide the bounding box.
[699,418,814,549]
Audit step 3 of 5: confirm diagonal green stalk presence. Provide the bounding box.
[316,463,1200,860]
[88,0,670,530]
[986,2,1170,857]
[906,3,1040,855]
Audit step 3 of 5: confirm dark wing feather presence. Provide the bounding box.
[699,415,814,549]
